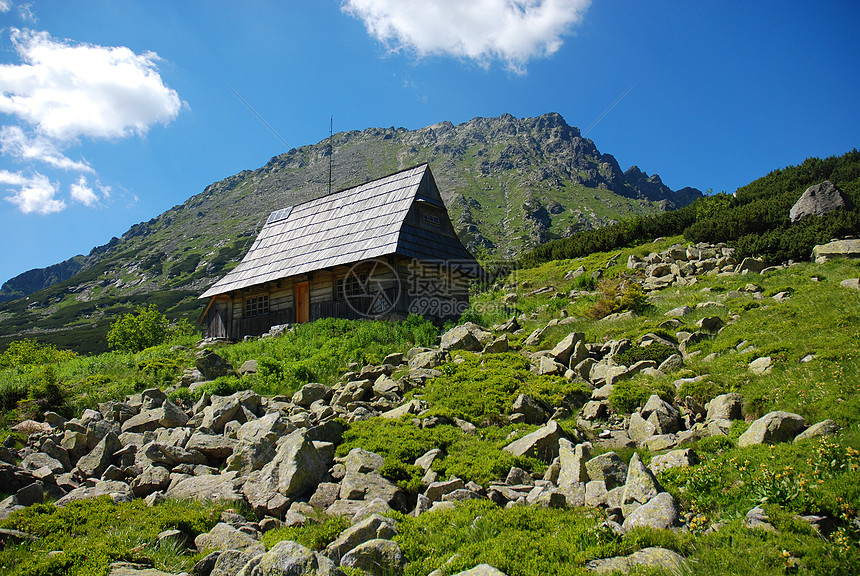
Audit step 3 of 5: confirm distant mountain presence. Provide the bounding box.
[0,112,700,352]
[0,256,85,303]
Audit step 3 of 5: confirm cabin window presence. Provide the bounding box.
[245,294,269,317]
[421,210,441,226]
[336,273,367,301]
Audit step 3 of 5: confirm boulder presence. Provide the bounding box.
[549,332,585,366]
[627,412,657,445]
[211,550,256,576]
[812,239,860,263]
[165,471,245,505]
[55,480,134,506]
[512,394,548,425]
[557,439,590,487]
[705,393,743,422]
[641,395,681,435]
[737,411,806,447]
[195,522,264,555]
[790,180,852,222]
[749,356,774,375]
[483,335,510,354]
[343,448,384,474]
[586,547,687,574]
[106,562,178,576]
[131,465,170,496]
[585,452,628,489]
[239,539,343,576]
[621,492,680,532]
[77,432,122,478]
[186,432,237,459]
[649,448,700,475]
[340,538,404,575]
[840,278,860,290]
[325,513,398,561]
[195,349,234,380]
[426,478,465,502]
[121,402,188,433]
[21,452,65,476]
[795,419,840,443]
[621,453,662,516]
[503,421,563,462]
[243,430,329,513]
[440,322,492,352]
[292,383,332,407]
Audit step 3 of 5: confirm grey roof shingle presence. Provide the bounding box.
[201,164,477,299]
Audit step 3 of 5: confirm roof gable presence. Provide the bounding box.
[200,164,475,299]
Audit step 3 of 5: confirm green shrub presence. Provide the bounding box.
[676,377,728,406]
[262,514,351,551]
[107,305,172,352]
[0,338,77,368]
[614,342,676,366]
[608,379,675,414]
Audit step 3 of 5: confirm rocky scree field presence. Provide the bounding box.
[0,237,859,576]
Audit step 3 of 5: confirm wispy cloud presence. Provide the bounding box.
[0,169,64,214]
[342,0,591,72]
[69,175,101,207]
[0,126,94,172]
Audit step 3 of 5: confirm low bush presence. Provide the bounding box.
[608,378,675,414]
[613,342,676,367]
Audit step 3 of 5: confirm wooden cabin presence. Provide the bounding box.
[198,164,481,339]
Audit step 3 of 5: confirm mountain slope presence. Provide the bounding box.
[0,112,699,352]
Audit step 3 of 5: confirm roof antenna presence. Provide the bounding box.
[328,116,333,195]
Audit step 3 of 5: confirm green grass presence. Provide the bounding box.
[0,497,229,576]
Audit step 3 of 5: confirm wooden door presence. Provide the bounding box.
[295,282,309,323]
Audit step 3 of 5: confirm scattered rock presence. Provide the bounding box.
[737,411,806,447]
[340,538,404,575]
[586,547,687,574]
[790,180,852,222]
[621,492,680,532]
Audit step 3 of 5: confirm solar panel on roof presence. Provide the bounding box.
[266,206,293,224]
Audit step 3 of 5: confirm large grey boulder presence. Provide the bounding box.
[325,513,398,561]
[210,550,257,576]
[795,419,840,443]
[621,453,662,516]
[649,448,699,475]
[186,432,237,459]
[549,332,585,366]
[106,562,178,576]
[586,547,687,574]
[641,395,681,435]
[812,239,860,263]
[242,430,329,516]
[21,452,65,476]
[790,180,852,222]
[195,349,234,380]
[165,471,245,505]
[340,472,406,510]
[237,539,343,576]
[121,401,188,433]
[144,442,207,467]
[503,421,563,462]
[292,383,332,407]
[131,465,170,496]
[705,393,743,422]
[621,492,680,532]
[77,432,122,478]
[195,522,264,555]
[585,452,628,489]
[512,394,548,425]
[738,411,806,447]
[343,448,384,474]
[55,480,134,506]
[340,539,404,575]
[557,439,590,487]
[226,412,293,473]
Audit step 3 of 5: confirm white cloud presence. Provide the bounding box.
[0,169,64,214]
[0,125,93,172]
[0,28,182,140]
[69,175,98,206]
[342,0,590,71]
[0,1,11,12]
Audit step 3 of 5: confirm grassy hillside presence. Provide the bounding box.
[0,113,700,354]
[1,236,858,575]
[523,149,860,267]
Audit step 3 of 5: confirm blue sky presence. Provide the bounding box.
[0,0,858,284]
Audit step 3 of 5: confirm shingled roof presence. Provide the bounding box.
[200,164,477,299]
